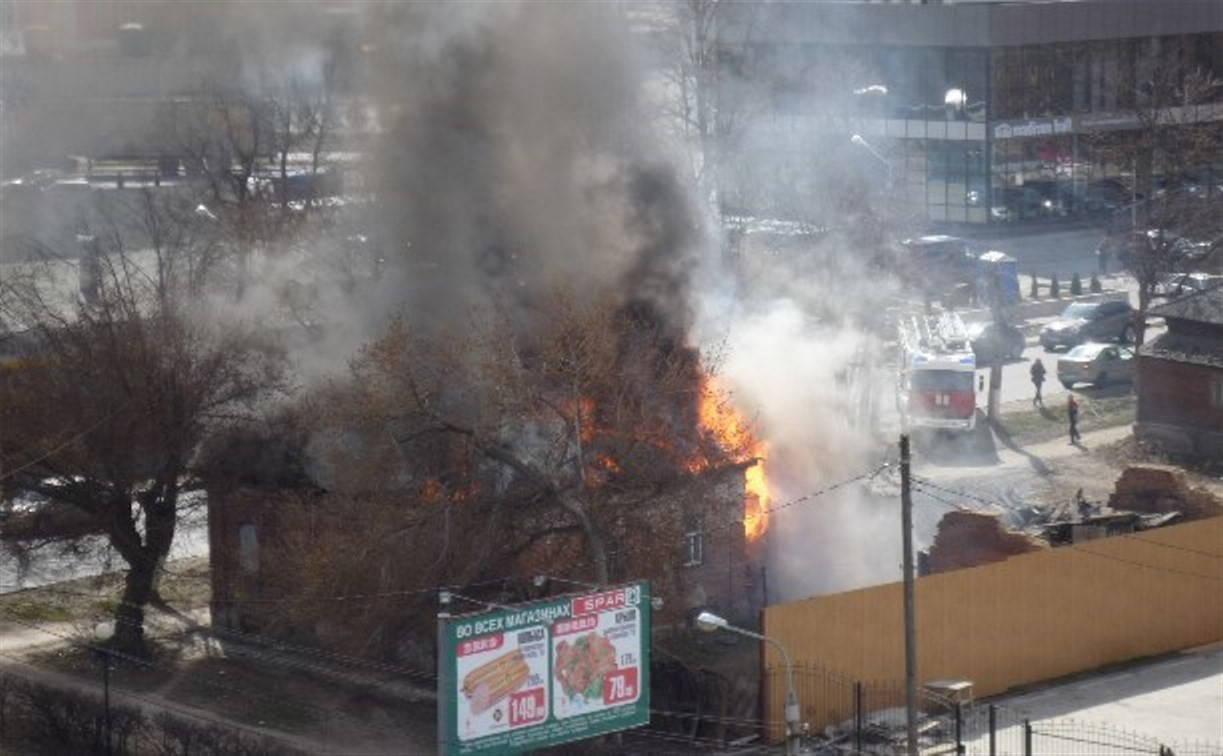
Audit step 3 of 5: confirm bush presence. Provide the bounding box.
[0,673,306,756]
[1090,273,1102,293]
[1050,274,1061,298]
[1070,272,1083,296]
[1029,275,1039,299]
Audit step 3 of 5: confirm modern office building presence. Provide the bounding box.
[728,0,1223,226]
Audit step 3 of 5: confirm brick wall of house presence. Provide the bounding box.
[1137,356,1223,431]
[207,462,764,644]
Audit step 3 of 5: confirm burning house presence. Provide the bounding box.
[204,368,771,666]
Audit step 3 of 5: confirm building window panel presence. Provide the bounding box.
[683,528,704,568]
[238,523,259,576]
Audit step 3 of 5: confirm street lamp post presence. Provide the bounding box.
[696,611,800,755]
[851,133,893,188]
[93,621,115,756]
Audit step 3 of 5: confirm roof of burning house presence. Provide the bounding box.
[199,425,317,491]
[1139,332,1223,368]
[1148,284,1223,327]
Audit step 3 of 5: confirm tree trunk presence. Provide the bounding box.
[113,557,155,655]
[108,486,179,656]
[558,491,609,586]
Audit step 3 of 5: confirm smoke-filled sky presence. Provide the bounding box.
[363,2,702,334]
[287,1,897,600]
[1,0,900,602]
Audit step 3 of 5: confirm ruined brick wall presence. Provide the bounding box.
[926,510,1046,574]
[1108,465,1223,521]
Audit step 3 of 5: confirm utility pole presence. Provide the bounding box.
[900,434,918,755]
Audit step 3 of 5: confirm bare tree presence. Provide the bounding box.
[252,288,751,656]
[160,56,343,301]
[0,239,283,655]
[1088,49,1222,344]
[654,0,764,216]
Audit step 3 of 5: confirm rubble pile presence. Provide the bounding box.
[1108,465,1223,521]
[926,510,1046,575]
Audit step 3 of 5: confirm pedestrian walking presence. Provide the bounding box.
[1030,358,1047,407]
[1067,394,1081,444]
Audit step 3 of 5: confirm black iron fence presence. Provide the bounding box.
[764,664,1222,756]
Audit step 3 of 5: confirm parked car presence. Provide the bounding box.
[1039,300,1135,351]
[966,320,1026,363]
[1057,343,1136,389]
[1154,272,1223,300]
[898,235,977,300]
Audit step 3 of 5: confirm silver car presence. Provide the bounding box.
[1040,300,1134,351]
[1057,343,1136,389]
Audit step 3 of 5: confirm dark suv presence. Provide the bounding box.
[1039,300,1135,351]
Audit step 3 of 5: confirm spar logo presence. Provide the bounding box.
[571,585,641,616]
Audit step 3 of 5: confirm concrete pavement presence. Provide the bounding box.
[967,644,1223,748]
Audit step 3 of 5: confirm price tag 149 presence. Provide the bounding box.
[508,688,546,728]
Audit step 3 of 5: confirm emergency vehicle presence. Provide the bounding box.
[897,311,977,432]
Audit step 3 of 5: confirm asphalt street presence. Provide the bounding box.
[960,222,1110,280]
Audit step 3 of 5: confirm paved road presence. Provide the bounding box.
[976,320,1164,410]
[963,645,1223,749]
[962,223,1108,280]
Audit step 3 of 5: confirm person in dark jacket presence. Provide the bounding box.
[1030,358,1047,407]
[1067,394,1081,444]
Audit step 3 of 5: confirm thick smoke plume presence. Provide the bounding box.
[3,1,901,603]
[363,2,702,335]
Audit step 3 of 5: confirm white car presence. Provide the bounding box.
[1056,343,1136,389]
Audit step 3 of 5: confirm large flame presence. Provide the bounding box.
[696,377,770,542]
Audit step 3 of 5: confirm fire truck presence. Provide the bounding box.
[896,311,977,432]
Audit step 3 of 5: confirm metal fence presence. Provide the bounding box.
[765,664,1223,756]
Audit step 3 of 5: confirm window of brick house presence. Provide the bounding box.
[683,524,704,567]
[606,541,626,582]
[1212,376,1223,409]
[238,523,259,576]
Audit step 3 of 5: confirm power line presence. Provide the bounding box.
[1068,544,1223,582]
[0,400,132,483]
[911,475,1004,512]
[911,485,973,513]
[1119,533,1223,559]
[757,463,890,519]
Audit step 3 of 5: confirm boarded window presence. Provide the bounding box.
[607,541,626,582]
[683,528,704,568]
[238,523,259,576]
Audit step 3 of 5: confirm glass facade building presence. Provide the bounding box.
[739,1,1223,227]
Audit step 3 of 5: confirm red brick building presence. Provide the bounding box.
[1135,284,1223,459]
[204,431,765,659]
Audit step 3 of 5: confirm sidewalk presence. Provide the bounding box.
[0,605,438,754]
[969,644,1223,747]
[0,642,326,754]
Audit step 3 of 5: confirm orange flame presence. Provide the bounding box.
[421,478,443,504]
[696,377,770,541]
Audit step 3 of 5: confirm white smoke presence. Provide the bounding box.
[691,252,902,600]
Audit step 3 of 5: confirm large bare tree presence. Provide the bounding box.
[1089,49,1222,344]
[252,290,752,658]
[0,239,283,655]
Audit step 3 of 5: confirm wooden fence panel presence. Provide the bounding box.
[762,517,1223,732]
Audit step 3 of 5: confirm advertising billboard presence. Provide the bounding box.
[438,582,650,754]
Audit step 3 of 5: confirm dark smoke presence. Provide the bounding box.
[364,2,701,335]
